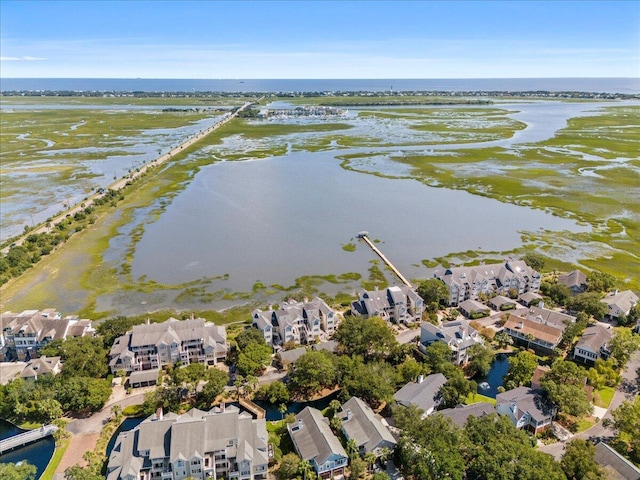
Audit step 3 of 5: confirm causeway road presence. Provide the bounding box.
[2,101,256,255]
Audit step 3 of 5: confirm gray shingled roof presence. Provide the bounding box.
[575,325,613,354]
[594,442,640,480]
[394,373,447,413]
[339,397,396,452]
[288,407,347,465]
[438,402,496,427]
[496,387,554,424]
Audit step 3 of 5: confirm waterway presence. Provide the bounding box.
[475,353,512,398]
[0,420,55,479]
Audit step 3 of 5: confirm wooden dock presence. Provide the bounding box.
[360,234,413,289]
[0,424,58,454]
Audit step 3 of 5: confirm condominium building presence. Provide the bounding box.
[351,285,424,324]
[1,309,94,361]
[434,260,541,306]
[252,297,337,348]
[107,405,268,480]
[109,317,228,373]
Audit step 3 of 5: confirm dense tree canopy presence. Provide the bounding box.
[541,360,592,417]
[586,271,616,293]
[522,252,546,272]
[288,350,336,397]
[561,439,605,480]
[467,343,495,377]
[567,292,607,319]
[608,328,640,369]
[423,341,453,373]
[237,342,272,377]
[235,327,268,350]
[0,462,37,480]
[335,315,397,361]
[416,278,449,313]
[337,356,398,407]
[502,351,539,391]
[40,336,109,378]
[611,395,640,457]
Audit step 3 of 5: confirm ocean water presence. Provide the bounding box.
[1,77,638,94]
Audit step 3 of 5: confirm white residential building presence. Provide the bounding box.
[109,317,228,373]
[419,320,484,365]
[252,297,337,348]
[107,405,268,480]
[434,260,541,306]
[601,290,639,321]
[1,309,94,361]
[351,285,423,324]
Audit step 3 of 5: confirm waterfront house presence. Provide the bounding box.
[393,373,447,417]
[252,297,337,348]
[338,397,396,456]
[107,404,268,480]
[109,317,228,374]
[0,309,95,361]
[557,270,588,294]
[573,324,613,365]
[601,290,639,321]
[434,260,541,307]
[351,285,424,324]
[288,407,348,479]
[496,387,556,434]
[419,320,484,365]
[502,314,563,353]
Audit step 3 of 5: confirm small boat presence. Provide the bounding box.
[478,382,490,390]
[357,231,369,238]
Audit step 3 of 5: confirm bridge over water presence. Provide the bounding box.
[0,424,57,454]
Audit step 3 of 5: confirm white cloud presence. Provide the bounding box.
[0,55,46,61]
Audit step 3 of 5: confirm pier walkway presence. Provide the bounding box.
[359,234,413,289]
[239,398,266,419]
[0,424,58,454]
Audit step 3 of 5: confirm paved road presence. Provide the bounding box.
[539,349,640,460]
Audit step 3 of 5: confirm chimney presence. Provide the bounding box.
[417,374,424,384]
[220,402,225,413]
[268,304,273,311]
[297,419,303,430]
[304,297,309,304]
[518,322,524,329]
[538,301,545,309]
[156,407,163,420]
[347,409,352,420]
[146,317,151,325]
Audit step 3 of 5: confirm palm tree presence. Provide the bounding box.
[278,403,287,420]
[378,446,391,467]
[346,438,359,461]
[329,399,342,415]
[298,459,313,480]
[525,333,535,350]
[364,452,377,473]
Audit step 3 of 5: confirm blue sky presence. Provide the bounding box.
[1,1,638,78]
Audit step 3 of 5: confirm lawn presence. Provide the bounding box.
[40,437,70,480]
[464,393,497,406]
[594,386,616,408]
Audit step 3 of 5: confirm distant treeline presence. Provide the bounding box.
[2,89,638,100]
